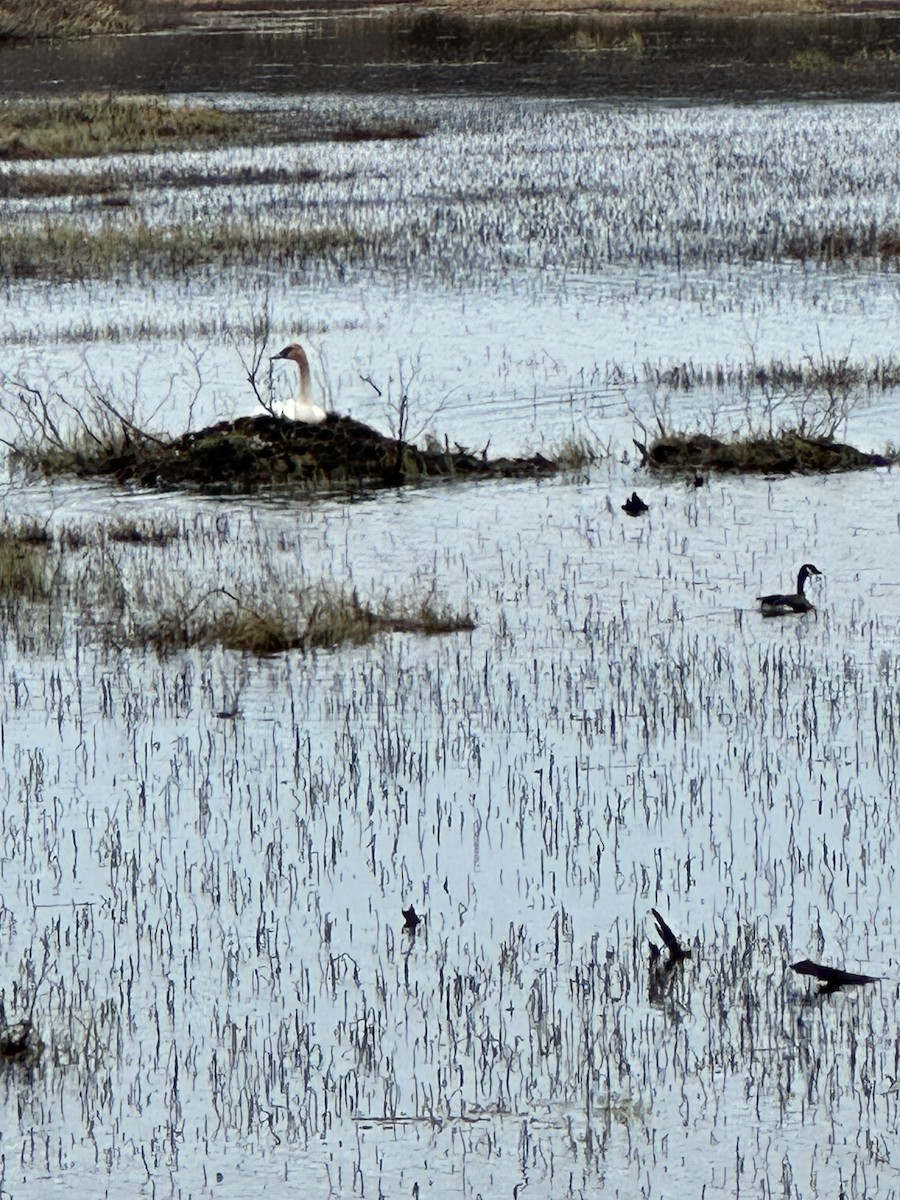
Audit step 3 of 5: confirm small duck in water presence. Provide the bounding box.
[757,563,822,616]
[268,343,327,423]
[622,491,649,516]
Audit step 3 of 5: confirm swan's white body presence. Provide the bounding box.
[268,343,327,424]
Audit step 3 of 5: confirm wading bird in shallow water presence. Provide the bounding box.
[757,563,822,616]
[268,343,328,423]
[622,491,649,517]
[791,958,880,996]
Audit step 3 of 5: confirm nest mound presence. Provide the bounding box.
[643,432,893,474]
[84,414,560,494]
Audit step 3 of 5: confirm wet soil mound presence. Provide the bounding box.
[642,432,893,475]
[91,413,560,493]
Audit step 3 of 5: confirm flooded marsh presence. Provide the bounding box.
[1,18,900,1200]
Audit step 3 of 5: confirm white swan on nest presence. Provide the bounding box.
[266,343,328,423]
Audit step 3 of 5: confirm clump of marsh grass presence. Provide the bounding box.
[638,429,893,475]
[105,518,181,546]
[0,219,369,282]
[0,521,53,602]
[785,226,900,262]
[548,435,605,469]
[0,509,474,659]
[0,163,326,202]
[635,342,898,473]
[787,47,840,73]
[0,94,250,159]
[130,584,475,656]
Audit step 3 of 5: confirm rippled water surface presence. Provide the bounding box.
[1,54,900,1200]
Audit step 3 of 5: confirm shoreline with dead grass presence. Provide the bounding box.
[5,0,900,43]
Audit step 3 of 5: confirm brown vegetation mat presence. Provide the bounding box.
[641,431,893,474]
[33,413,560,494]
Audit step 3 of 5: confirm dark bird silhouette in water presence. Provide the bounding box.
[758,563,822,616]
[693,474,705,488]
[402,906,421,932]
[623,491,649,517]
[649,909,692,1005]
[791,958,880,995]
[651,909,692,965]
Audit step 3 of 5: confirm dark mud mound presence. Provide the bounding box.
[87,413,560,494]
[642,432,893,475]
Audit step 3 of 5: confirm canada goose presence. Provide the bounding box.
[757,563,822,616]
[268,343,327,424]
[622,491,649,516]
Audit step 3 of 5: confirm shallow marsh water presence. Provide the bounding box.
[1,33,900,1200]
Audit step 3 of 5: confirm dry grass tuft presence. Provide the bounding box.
[549,436,603,469]
[133,585,475,656]
[0,522,53,603]
[787,47,840,73]
[0,94,249,159]
[0,219,368,282]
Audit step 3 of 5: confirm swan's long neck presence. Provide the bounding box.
[293,347,312,404]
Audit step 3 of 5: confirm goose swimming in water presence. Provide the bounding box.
[268,343,327,424]
[757,563,822,616]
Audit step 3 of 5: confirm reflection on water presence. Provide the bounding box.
[1,10,900,99]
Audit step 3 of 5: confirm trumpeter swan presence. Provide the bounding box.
[268,343,327,424]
